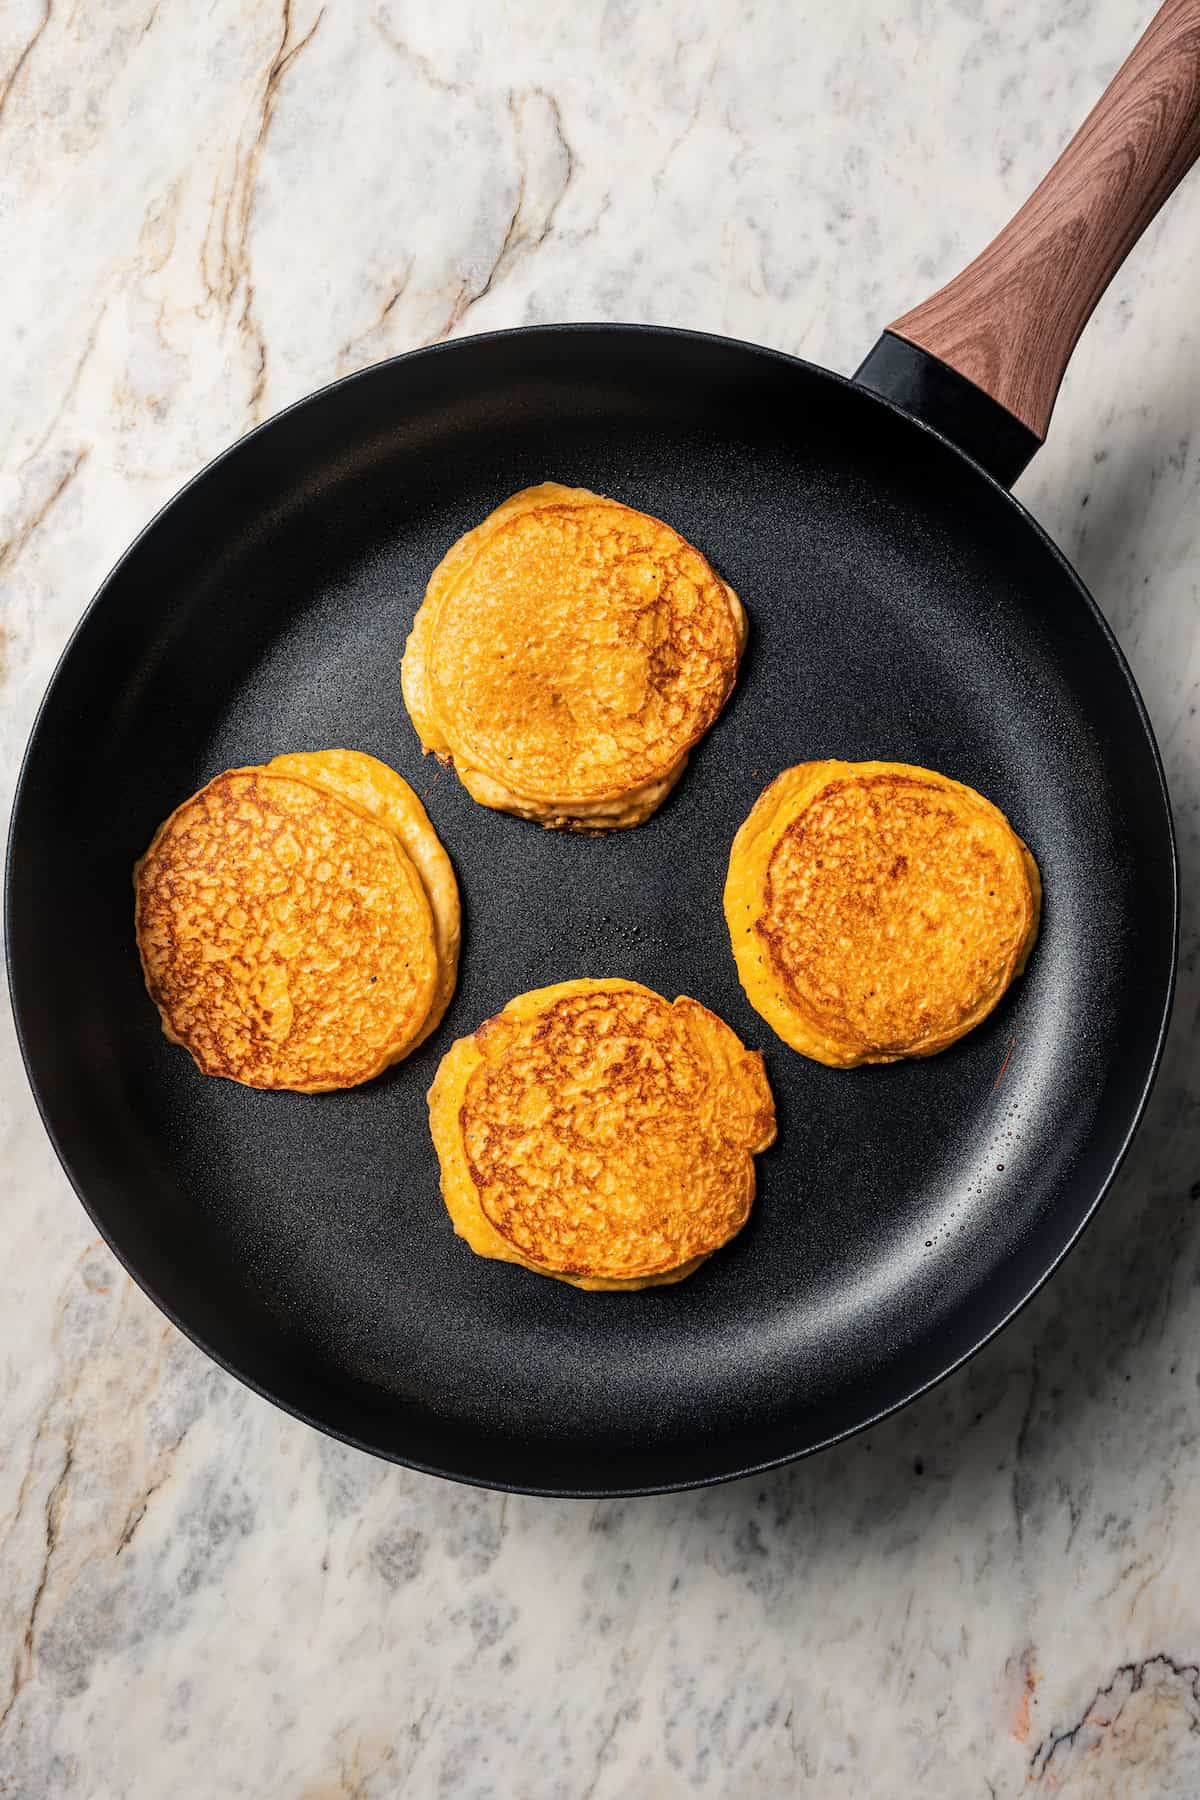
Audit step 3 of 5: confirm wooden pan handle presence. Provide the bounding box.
[890,0,1200,440]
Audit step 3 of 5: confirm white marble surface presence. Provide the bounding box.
[4,0,1200,1793]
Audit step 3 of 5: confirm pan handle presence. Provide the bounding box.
[855,0,1200,486]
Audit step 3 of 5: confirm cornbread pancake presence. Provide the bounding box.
[725,760,1041,1067]
[264,749,460,1047]
[135,754,459,1090]
[402,483,746,829]
[428,979,776,1289]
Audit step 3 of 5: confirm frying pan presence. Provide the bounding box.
[6,3,1195,1495]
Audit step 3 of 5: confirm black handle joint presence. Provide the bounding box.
[853,333,1041,489]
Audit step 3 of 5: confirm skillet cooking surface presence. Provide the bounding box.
[6,327,1175,1493]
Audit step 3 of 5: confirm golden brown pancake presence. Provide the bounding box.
[401,484,746,829]
[134,751,460,1091]
[725,760,1041,1067]
[428,979,776,1288]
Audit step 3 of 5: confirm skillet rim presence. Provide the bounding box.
[3,321,1179,1496]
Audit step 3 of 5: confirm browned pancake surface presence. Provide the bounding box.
[135,768,439,1091]
[725,760,1041,1066]
[429,979,776,1287]
[402,485,745,827]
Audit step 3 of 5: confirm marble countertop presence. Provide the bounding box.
[4,0,1200,1793]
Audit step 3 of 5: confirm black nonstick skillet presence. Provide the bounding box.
[7,2,1196,1493]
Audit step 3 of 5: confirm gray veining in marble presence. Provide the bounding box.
[4,1,1200,1794]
